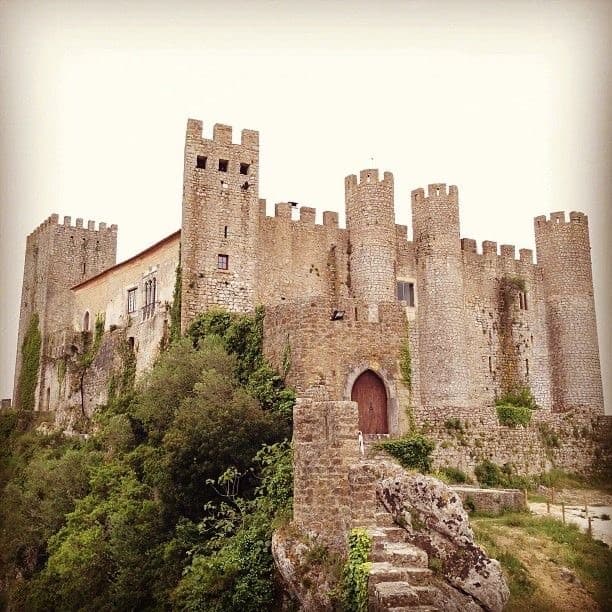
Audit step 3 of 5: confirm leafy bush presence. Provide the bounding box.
[341,528,372,612]
[376,434,435,472]
[475,459,504,488]
[496,387,538,410]
[438,466,471,484]
[496,403,532,427]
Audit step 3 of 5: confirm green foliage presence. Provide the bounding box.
[496,403,532,427]
[399,324,412,390]
[375,434,435,472]
[0,309,294,611]
[473,513,612,610]
[281,333,292,377]
[188,306,294,421]
[79,313,105,368]
[444,417,464,433]
[173,441,293,612]
[496,387,538,411]
[437,466,471,484]
[342,528,371,612]
[17,312,42,411]
[169,256,182,345]
[475,459,504,488]
[537,422,560,449]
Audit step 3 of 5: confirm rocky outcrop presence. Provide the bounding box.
[271,526,340,611]
[376,473,510,612]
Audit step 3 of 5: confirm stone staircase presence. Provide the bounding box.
[367,514,441,611]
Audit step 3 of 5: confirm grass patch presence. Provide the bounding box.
[472,512,612,611]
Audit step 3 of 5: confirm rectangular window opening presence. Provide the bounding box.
[127,288,137,313]
[396,281,415,307]
[239,162,250,175]
[196,155,207,169]
[525,359,529,376]
[218,159,229,172]
[218,254,229,270]
[224,225,228,238]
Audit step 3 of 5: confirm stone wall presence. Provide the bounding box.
[263,300,413,435]
[13,214,117,411]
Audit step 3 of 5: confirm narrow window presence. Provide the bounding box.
[83,311,90,332]
[46,387,51,409]
[523,292,528,310]
[239,162,250,175]
[525,359,529,376]
[218,159,229,172]
[396,281,415,307]
[127,288,137,313]
[128,336,135,351]
[224,225,228,238]
[488,356,492,372]
[218,254,229,270]
[82,261,87,275]
[519,292,524,310]
[196,155,207,169]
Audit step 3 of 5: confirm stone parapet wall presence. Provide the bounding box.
[414,404,612,477]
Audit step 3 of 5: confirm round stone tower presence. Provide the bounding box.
[345,169,396,309]
[534,211,604,413]
[411,183,470,408]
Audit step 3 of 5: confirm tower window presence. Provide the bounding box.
[218,254,229,270]
[239,162,250,175]
[196,155,207,169]
[127,288,137,313]
[396,281,415,307]
[83,311,90,332]
[218,159,229,172]
[224,226,228,238]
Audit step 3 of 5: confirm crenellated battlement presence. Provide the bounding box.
[186,118,259,150]
[261,203,343,231]
[459,238,534,265]
[29,213,117,239]
[344,169,393,193]
[411,183,459,205]
[534,210,588,231]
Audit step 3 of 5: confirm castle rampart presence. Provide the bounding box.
[12,118,607,478]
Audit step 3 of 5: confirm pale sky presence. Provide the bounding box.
[1,0,610,411]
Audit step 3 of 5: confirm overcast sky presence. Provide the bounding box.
[1,0,610,411]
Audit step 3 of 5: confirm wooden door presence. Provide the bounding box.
[351,370,388,434]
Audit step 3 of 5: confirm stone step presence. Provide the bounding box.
[369,562,433,586]
[372,542,429,567]
[369,526,407,545]
[412,585,439,606]
[374,581,419,608]
[388,607,439,612]
[374,511,396,527]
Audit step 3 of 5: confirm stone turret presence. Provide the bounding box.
[535,211,604,413]
[13,214,117,410]
[411,184,470,408]
[180,119,260,330]
[345,169,396,315]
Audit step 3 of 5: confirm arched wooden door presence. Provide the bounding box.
[351,370,388,434]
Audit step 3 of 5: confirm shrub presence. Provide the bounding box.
[496,403,532,427]
[475,459,504,488]
[376,434,435,472]
[341,528,371,612]
[496,387,538,410]
[438,466,470,484]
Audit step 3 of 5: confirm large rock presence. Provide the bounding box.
[376,473,509,612]
[271,525,340,611]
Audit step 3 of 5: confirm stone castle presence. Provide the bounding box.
[12,119,609,480]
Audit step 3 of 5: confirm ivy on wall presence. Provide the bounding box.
[169,251,182,345]
[17,312,42,411]
[399,322,412,391]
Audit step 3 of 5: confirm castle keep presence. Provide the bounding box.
[12,119,609,479]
